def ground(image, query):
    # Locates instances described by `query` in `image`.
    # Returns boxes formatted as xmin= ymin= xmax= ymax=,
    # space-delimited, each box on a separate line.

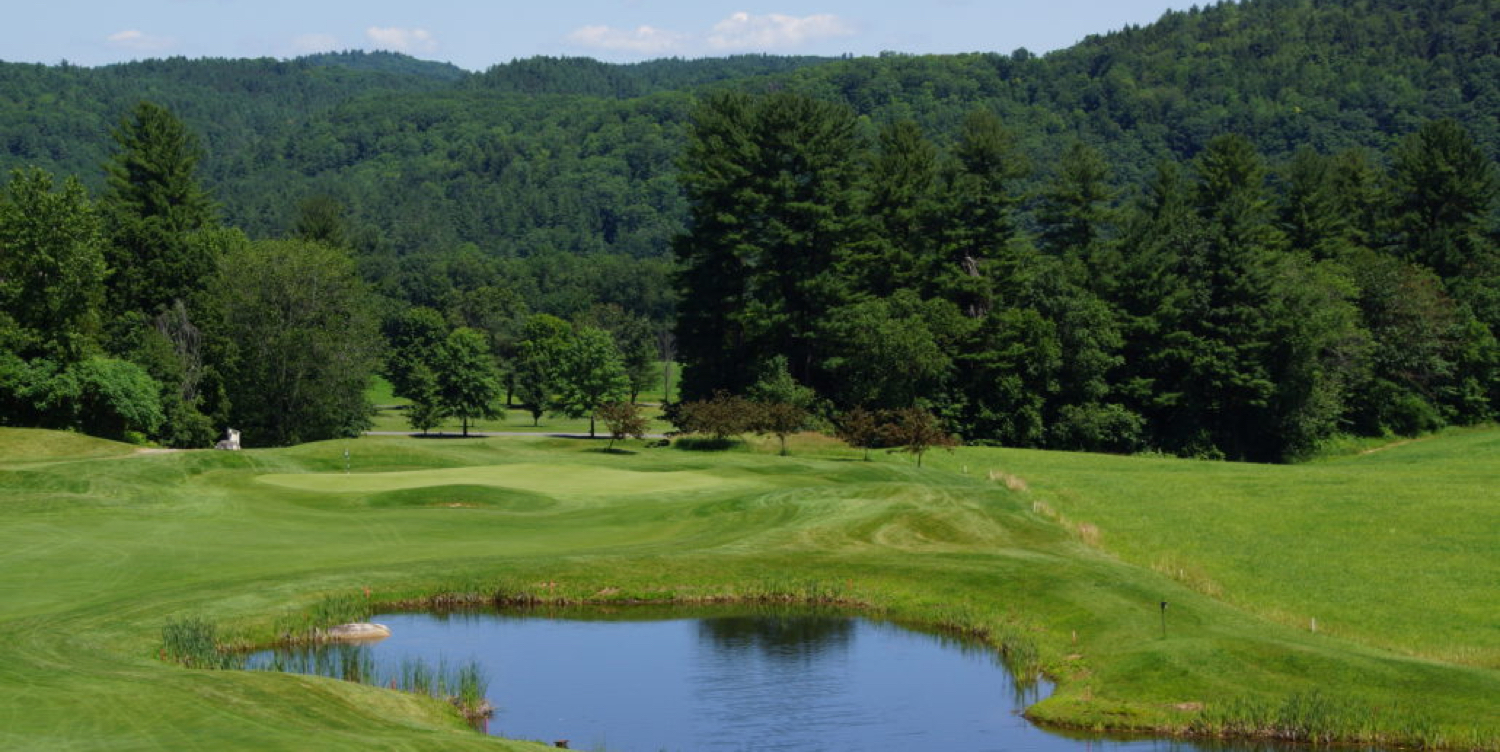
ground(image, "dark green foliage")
xmin=0 ymin=354 xmax=162 ymax=439
xmin=513 ymin=314 xmax=571 ymax=427
xmin=292 ymin=195 xmax=351 ymax=249
xmin=0 ymin=0 xmax=1496 ymax=458
xmin=940 ymin=110 xmax=1028 ymax=317
xmin=67 ymin=357 xmax=165 ymax=441
xmin=672 ymin=391 xmax=755 ymax=443
xmin=384 ymin=306 xmax=450 ymax=402
xmin=102 ymin=102 xmax=218 ymax=318
xmin=746 ymin=357 xmax=816 ymax=455
xmin=473 ymin=54 xmax=831 ymax=97
xmin=818 ymin=292 xmax=955 ymax=410
xmin=403 ymin=363 xmax=446 ymax=435
xmin=210 ymin=239 xmax=380 ymax=446
xmin=104 ymin=101 xmax=214 ymax=233
xmin=1037 ymin=141 xmax=1117 ymax=263
xmin=0 ymin=168 xmax=106 ymax=362
xmin=850 ymin=120 xmax=945 ymax=296
xmin=674 ymin=85 xmax=1496 ymax=460
xmin=674 ymin=91 xmax=865 ymax=399
xmin=551 ymin=326 xmax=629 ymax=437
xmin=137 ymin=301 xmax=216 ymax=447
xmin=1387 ymin=119 xmax=1498 ymax=280
xmin=576 ymin=303 xmax=657 ymax=403
xmin=747 ymin=356 xmax=817 ymax=411
xmin=434 ymin=328 xmax=503 ymax=437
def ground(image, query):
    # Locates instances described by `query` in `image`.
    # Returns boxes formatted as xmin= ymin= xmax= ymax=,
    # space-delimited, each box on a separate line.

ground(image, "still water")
xmin=253 ymin=608 xmax=1261 ymax=752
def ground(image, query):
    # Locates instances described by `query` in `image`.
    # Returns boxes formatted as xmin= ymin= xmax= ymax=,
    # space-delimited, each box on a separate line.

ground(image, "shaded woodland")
xmin=1 ymin=0 xmax=1496 ymax=457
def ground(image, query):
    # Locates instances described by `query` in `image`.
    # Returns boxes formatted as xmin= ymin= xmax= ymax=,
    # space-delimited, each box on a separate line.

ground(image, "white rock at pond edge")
xmin=322 ymin=623 xmax=392 ymax=642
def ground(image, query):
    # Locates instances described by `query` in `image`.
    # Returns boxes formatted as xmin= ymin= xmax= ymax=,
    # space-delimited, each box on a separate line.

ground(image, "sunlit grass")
xmin=0 ymin=426 xmax=1495 ymax=750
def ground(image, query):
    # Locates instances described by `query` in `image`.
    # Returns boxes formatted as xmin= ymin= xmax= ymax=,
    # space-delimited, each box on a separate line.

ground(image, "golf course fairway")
xmin=0 ymin=427 xmax=1496 ymax=750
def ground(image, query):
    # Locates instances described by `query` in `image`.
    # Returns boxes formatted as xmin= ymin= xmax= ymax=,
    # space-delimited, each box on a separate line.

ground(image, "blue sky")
xmin=6 ymin=1 xmax=1200 ymax=71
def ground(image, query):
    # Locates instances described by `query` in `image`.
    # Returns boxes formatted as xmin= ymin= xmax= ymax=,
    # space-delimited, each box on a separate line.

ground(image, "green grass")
xmin=365 ymin=404 xmax=673 ymax=436
xmin=365 ymin=366 xmax=679 ymax=436
xmin=365 ymin=374 xmax=673 ymax=435
xmin=0 ymin=427 xmax=1496 ymax=750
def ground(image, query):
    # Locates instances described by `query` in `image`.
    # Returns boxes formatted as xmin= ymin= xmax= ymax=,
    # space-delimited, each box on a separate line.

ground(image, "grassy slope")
xmin=930 ymin=428 xmax=1500 ymax=667
xmin=0 ymin=428 xmax=1495 ymax=750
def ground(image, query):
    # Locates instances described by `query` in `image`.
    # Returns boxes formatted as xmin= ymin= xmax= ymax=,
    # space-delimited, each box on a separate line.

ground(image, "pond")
xmin=250 ymin=607 xmax=1267 ymax=752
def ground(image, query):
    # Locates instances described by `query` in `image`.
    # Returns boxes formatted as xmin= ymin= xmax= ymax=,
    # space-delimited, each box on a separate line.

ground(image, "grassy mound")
xmin=0 ymin=429 xmax=1494 ymax=750
xmin=0 ymin=427 xmax=136 ymax=464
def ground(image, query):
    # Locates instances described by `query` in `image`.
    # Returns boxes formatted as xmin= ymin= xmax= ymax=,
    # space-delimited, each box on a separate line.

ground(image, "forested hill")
xmin=1 ymin=0 xmax=1496 ymax=457
xmin=1 ymin=0 xmax=1494 ymax=264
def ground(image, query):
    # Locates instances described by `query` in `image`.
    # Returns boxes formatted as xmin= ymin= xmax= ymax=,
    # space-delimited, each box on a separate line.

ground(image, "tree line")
xmin=0 ymin=102 xmax=383 ymax=446
xmin=674 ymin=92 xmax=1499 ymax=462
xmin=3 ymin=0 xmax=1496 ymax=456
xmin=0 ymin=101 xmax=683 ymax=447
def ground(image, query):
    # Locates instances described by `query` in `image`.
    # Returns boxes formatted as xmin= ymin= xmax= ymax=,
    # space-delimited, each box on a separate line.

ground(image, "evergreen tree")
xmin=102 ymin=101 xmax=218 ymax=319
xmin=674 ymin=91 xmax=865 ymax=399
xmin=1036 ymin=141 xmax=1116 ymax=264
xmin=1278 ymin=148 xmax=1353 ymax=261
xmin=292 ymin=195 xmax=351 ymax=249
xmin=1388 ymin=119 xmax=1498 ymax=281
xmin=939 ymin=110 xmax=1028 ymax=317
xmin=849 ymin=120 xmax=944 ymax=297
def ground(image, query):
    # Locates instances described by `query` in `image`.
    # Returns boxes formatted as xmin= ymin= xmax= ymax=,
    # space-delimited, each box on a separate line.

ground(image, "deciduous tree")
xmin=597 ymin=400 xmax=648 ymax=450
xmin=210 ymin=238 xmax=380 ymax=446
xmin=551 ymin=325 xmax=628 ymax=437
xmin=434 ymin=327 xmax=503 ymax=437
xmin=879 ymin=407 xmax=958 ymax=468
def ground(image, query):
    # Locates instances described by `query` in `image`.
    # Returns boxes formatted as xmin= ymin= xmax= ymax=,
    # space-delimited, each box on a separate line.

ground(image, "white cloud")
xmin=568 ymin=24 xmax=687 ymax=55
xmin=106 ymin=29 xmax=176 ymax=53
xmin=567 ymin=11 xmax=856 ymax=57
xmin=706 ymin=12 xmax=854 ymax=51
xmin=292 ymin=33 xmax=341 ymax=55
xmin=365 ymin=26 xmax=438 ymax=54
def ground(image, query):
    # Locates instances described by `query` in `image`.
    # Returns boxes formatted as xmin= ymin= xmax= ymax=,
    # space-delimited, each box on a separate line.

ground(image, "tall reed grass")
xmin=1189 ymin=690 xmax=1460 ymax=749
xmin=272 ymin=592 xmax=373 ymax=643
xmin=253 ymin=646 xmax=492 ymax=724
xmin=160 ymin=617 xmax=243 ymax=669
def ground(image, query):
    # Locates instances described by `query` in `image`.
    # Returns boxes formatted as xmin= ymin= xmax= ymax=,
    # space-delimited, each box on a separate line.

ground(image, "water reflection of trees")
xmin=695 ymin=615 xmax=855 ymax=662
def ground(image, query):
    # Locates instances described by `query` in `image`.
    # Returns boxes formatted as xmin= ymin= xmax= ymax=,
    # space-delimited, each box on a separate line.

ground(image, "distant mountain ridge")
xmin=0 ymin=0 xmax=1493 ymax=257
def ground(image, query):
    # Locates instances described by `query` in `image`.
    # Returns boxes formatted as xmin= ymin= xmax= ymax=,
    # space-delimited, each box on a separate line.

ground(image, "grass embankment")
xmin=0 ymin=427 xmax=1495 ymax=750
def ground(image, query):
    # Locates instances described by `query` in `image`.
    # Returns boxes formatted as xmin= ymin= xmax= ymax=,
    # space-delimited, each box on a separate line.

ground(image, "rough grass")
xmin=922 ymin=426 xmax=1500 ymax=668
xmin=0 ymin=427 xmax=1495 ymax=750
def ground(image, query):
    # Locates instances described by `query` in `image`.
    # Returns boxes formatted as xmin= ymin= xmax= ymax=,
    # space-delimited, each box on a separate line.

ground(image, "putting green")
xmin=255 ymin=462 xmax=741 ymax=499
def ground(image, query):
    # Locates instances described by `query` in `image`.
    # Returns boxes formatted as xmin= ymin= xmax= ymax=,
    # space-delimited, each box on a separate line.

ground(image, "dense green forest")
xmin=1 ymin=0 xmax=1496 ymax=457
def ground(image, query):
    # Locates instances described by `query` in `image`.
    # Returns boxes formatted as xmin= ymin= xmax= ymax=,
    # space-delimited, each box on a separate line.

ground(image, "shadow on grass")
xmin=585 ymin=447 xmax=639 ymax=455
xmin=673 ymin=437 xmax=742 ymax=451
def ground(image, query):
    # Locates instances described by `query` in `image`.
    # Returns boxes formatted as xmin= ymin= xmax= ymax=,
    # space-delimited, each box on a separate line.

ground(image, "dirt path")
xmin=1357 ymin=436 xmax=1428 ymax=455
